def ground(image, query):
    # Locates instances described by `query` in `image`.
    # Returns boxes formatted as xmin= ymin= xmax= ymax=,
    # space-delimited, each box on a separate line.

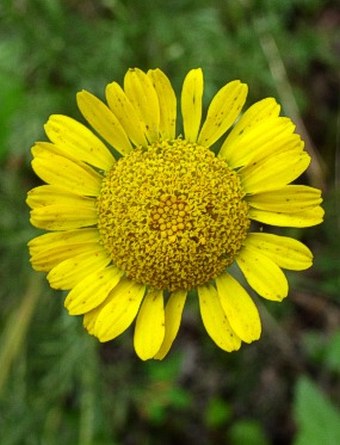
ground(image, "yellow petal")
xmin=198 ymin=80 xmax=248 ymax=147
xmin=26 ymin=185 xmax=96 ymax=209
xmin=30 ymin=241 xmax=100 ymax=272
xmin=28 ymin=228 xmax=99 ymax=254
xmin=77 ymin=90 xmax=133 ymax=155
xmin=93 ymin=278 xmax=146 ymax=342
xmin=47 ymin=248 xmax=111 ymax=290
xmin=64 ymin=265 xmax=123 ymax=315
xmin=197 ymin=284 xmax=241 ymax=352
xmin=31 ymin=150 xmax=102 ymax=196
xmin=154 ymin=290 xmax=187 ymax=360
xmin=32 ymin=141 xmax=80 ymax=164
xmin=215 ymin=272 xmax=261 ymax=343
xmin=220 ymin=117 xmax=298 ymax=168
xmin=105 ymin=82 xmax=148 ymax=147
xmin=244 ymin=232 xmax=313 ymax=270
xmin=133 ymin=288 xmax=165 ymax=360
xmin=28 ymin=229 xmax=100 ymax=271
xmin=181 ymin=68 xmax=203 ymax=142
xmin=30 ymin=201 xmax=97 ymax=231
xmin=248 ymin=205 xmax=325 ymax=227
xmin=31 ymin=141 xmax=108 ymax=172
xmin=240 ymin=150 xmax=311 ymax=194
xmin=248 ymin=185 xmax=323 ymax=212
xmin=83 ymin=306 xmax=102 ymax=336
xmin=124 ymin=68 xmax=160 ymax=143
xmin=220 ymin=97 xmax=280 ymax=149
xmin=147 ymin=68 xmax=177 ymax=140
xmin=44 ymin=114 xmax=115 ymax=170
xmin=236 ymin=245 xmax=288 ymax=301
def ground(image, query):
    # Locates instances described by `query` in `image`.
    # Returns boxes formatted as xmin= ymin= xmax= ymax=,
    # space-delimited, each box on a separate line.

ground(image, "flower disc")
xmin=97 ymin=139 xmax=250 ymax=290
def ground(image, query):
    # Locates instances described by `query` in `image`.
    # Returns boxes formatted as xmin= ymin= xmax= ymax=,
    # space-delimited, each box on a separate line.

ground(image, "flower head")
xmin=27 ymin=68 xmax=324 ymax=360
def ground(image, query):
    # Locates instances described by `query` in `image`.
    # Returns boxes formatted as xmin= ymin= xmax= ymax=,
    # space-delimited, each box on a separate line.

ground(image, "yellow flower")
xmin=27 ymin=68 xmax=324 ymax=360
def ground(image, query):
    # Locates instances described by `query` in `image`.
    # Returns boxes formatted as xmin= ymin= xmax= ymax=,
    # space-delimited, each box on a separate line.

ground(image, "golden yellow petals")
xmin=44 ymin=114 xmax=115 ymax=170
xmin=240 ymin=150 xmax=311 ymax=194
xmin=30 ymin=201 xmax=97 ymax=231
xmin=134 ymin=288 xmax=165 ymax=360
xmin=124 ymin=68 xmax=160 ymax=143
xmin=245 ymin=233 xmax=313 ymax=270
xmin=32 ymin=141 xmax=77 ymax=162
xmin=236 ymin=245 xmax=288 ymax=301
xmin=215 ymin=273 xmax=261 ymax=343
xmin=198 ymin=284 xmax=241 ymax=352
xmin=47 ymin=248 xmax=111 ymax=290
xmin=93 ymin=278 xmax=146 ymax=342
xmin=147 ymin=68 xmax=177 ymax=140
xmin=26 ymin=185 xmax=95 ymax=209
xmin=181 ymin=68 xmax=203 ymax=142
xmin=248 ymin=185 xmax=322 ymax=212
xmin=198 ymin=80 xmax=247 ymax=148
xmin=30 ymin=241 xmax=100 ymax=273
xmin=220 ymin=117 xmax=298 ymax=168
xmin=154 ymin=290 xmax=187 ymax=360
xmin=83 ymin=306 xmax=102 ymax=336
xmin=221 ymin=97 xmax=280 ymax=149
xmin=248 ymin=205 xmax=325 ymax=227
xmin=64 ymin=266 xmax=123 ymax=315
xmin=28 ymin=229 xmax=100 ymax=272
xmin=31 ymin=149 xmax=102 ymax=196
xmin=105 ymin=81 xmax=148 ymax=147
xmin=28 ymin=228 xmax=99 ymax=255
xmin=77 ymin=90 xmax=133 ymax=155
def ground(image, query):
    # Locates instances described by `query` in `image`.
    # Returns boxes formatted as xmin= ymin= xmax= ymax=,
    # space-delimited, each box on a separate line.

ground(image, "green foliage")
xmin=205 ymin=397 xmax=232 ymax=429
xmin=324 ymin=332 xmax=340 ymax=374
xmin=303 ymin=330 xmax=340 ymax=374
xmin=229 ymin=419 xmax=270 ymax=445
xmin=0 ymin=73 xmax=24 ymax=160
xmin=293 ymin=377 xmax=340 ymax=445
xmin=0 ymin=0 xmax=338 ymax=444
xmin=137 ymin=356 xmax=192 ymax=425
xmin=313 ymin=189 xmax=340 ymax=299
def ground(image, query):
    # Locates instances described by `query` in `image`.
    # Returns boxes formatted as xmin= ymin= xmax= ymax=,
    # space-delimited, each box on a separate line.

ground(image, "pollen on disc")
xmin=97 ymin=139 xmax=250 ymax=291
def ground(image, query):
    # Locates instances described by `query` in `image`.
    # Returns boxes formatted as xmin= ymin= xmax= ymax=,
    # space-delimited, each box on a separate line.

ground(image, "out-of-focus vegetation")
xmin=0 ymin=0 xmax=339 ymax=444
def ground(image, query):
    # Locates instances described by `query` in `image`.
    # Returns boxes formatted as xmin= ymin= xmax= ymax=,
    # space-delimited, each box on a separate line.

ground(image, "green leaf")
xmin=294 ymin=376 xmax=340 ymax=445
xmin=229 ymin=420 xmax=269 ymax=445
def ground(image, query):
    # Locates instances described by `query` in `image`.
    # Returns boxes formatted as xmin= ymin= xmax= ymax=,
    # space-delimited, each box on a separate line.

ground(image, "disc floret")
xmin=97 ymin=139 xmax=250 ymax=291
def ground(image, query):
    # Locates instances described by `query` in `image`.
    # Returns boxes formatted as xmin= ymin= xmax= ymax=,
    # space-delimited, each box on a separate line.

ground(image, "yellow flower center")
xmin=97 ymin=139 xmax=250 ymax=291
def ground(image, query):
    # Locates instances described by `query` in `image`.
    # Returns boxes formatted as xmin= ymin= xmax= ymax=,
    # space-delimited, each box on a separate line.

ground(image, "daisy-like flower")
xmin=27 ymin=68 xmax=324 ymax=360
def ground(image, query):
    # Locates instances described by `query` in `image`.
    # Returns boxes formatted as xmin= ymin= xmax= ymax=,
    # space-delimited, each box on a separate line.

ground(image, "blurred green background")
xmin=0 ymin=0 xmax=339 ymax=444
